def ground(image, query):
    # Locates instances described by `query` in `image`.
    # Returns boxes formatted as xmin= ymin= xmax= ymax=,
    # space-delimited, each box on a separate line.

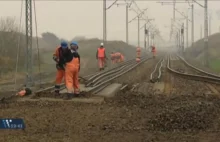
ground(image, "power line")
xmin=14 ymin=0 xmax=23 ymax=90
xmin=33 ymin=0 xmax=42 ymax=87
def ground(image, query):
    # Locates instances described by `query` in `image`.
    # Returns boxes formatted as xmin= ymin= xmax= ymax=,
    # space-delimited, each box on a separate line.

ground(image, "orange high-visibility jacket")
xmin=96 ymin=47 xmax=106 ymax=58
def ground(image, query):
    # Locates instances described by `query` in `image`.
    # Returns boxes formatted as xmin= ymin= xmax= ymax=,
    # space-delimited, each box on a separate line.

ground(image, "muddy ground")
xmin=1 ymin=56 xmax=220 ymax=142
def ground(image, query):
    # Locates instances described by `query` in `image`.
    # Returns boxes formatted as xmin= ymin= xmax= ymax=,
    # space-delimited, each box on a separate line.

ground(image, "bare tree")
xmin=0 ymin=17 xmax=25 ymax=74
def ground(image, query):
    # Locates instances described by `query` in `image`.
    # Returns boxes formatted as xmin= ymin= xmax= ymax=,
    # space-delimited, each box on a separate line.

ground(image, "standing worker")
xmin=115 ymin=52 xmax=121 ymax=63
xmin=53 ymin=41 xmax=68 ymax=95
xmin=64 ymin=41 xmax=80 ymax=99
xmin=96 ymin=42 xmax=107 ymax=71
xmin=136 ymin=47 xmax=141 ymax=62
xmin=120 ymin=54 xmax=124 ymax=62
xmin=151 ymin=45 xmax=156 ymax=58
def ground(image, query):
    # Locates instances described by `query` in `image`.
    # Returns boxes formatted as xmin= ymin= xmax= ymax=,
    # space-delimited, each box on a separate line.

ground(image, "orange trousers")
xmin=98 ymin=57 xmax=105 ymax=68
xmin=152 ymin=52 xmax=156 ymax=57
xmin=65 ymin=67 xmax=80 ymax=94
xmin=55 ymin=69 xmax=65 ymax=85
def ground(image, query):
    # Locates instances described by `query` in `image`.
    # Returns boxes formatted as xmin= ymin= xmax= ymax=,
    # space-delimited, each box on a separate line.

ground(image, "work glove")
xmin=56 ymin=64 xmax=65 ymax=70
xmin=53 ymin=56 xmax=59 ymax=63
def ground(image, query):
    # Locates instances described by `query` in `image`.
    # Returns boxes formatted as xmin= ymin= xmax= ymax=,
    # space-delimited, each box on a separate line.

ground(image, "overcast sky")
xmin=0 ymin=0 xmax=220 ymax=46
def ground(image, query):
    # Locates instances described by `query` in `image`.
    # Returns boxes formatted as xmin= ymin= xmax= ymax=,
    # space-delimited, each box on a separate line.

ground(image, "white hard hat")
xmin=100 ymin=43 xmax=104 ymax=46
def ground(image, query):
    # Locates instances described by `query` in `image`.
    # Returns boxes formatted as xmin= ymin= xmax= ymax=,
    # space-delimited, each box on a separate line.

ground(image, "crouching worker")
xmin=64 ymin=41 xmax=80 ymax=100
xmin=53 ymin=41 xmax=69 ymax=96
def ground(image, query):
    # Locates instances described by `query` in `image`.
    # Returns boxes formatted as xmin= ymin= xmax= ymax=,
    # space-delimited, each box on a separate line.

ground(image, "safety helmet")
xmin=61 ymin=41 xmax=68 ymax=48
xmin=70 ymin=41 xmax=78 ymax=46
xmin=70 ymin=41 xmax=78 ymax=49
xmin=100 ymin=42 xmax=104 ymax=46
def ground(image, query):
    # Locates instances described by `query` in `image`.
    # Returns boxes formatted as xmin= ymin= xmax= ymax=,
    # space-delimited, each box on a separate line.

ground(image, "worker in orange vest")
xmin=136 ymin=47 xmax=141 ymax=62
xmin=96 ymin=42 xmax=107 ymax=71
xmin=115 ymin=52 xmax=121 ymax=63
xmin=110 ymin=52 xmax=116 ymax=64
xmin=120 ymin=54 xmax=124 ymax=62
xmin=64 ymin=41 xmax=80 ymax=99
xmin=53 ymin=41 xmax=68 ymax=95
xmin=151 ymin=45 xmax=156 ymax=58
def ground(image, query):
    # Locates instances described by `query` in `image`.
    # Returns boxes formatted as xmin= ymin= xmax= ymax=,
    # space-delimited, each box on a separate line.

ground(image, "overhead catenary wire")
xmin=14 ymin=0 xmax=23 ymax=91
xmin=33 ymin=0 xmax=42 ymax=87
xmin=106 ymin=0 xmax=118 ymax=10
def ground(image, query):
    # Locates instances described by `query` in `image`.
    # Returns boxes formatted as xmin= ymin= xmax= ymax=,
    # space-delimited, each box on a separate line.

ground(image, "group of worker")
xmin=54 ymin=41 xmax=80 ymax=100
xmin=110 ymin=52 xmax=125 ymax=64
xmin=13 ymin=42 xmax=157 ymax=99
xmin=54 ymin=42 xmax=156 ymax=99
xmin=136 ymin=45 xmax=156 ymax=62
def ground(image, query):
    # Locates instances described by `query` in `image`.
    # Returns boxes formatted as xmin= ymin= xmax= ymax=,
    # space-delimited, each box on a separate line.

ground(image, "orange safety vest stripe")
xmin=98 ymin=48 xmax=105 ymax=58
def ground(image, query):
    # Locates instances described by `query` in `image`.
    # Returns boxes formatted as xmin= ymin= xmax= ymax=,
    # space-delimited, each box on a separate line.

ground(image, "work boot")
xmin=63 ymin=93 xmax=74 ymax=100
xmin=54 ymin=85 xmax=60 ymax=97
xmin=54 ymin=90 xmax=60 ymax=98
xmin=74 ymin=93 xmax=80 ymax=97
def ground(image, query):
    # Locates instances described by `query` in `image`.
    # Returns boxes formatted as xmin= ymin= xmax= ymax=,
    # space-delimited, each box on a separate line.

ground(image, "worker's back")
xmin=97 ymin=47 xmax=105 ymax=58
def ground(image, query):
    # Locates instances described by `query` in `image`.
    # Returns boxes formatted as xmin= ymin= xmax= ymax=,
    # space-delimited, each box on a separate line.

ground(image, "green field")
xmin=209 ymin=59 xmax=220 ymax=72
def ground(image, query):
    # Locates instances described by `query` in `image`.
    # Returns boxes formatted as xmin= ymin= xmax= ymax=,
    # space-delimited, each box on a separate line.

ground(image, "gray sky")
xmin=0 ymin=0 xmax=220 ymax=45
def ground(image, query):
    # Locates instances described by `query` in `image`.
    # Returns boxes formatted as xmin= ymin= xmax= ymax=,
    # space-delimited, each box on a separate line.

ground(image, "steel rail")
xmin=167 ymin=55 xmax=220 ymax=85
xmin=87 ymin=57 xmax=152 ymax=94
xmin=35 ymin=57 xmax=144 ymax=94
xmin=150 ymin=58 xmax=164 ymax=83
xmin=86 ymin=60 xmax=137 ymax=87
xmin=177 ymin=54 xmax=220 ymax=78
xmin=91 ymin=63 xmax=138 ymax=87
xmin=85 ymin=58 xmax=138 ymax=82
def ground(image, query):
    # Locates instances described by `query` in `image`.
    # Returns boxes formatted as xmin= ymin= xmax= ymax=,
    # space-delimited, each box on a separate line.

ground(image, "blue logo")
xmin=0 ymin=119 xmax=25 ymax=129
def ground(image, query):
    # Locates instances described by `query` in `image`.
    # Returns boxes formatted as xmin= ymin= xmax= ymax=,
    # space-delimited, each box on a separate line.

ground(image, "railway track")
xmin=34 ymin=56 xmax=152 ymax=97
xmin=150 ymin=58 xmax=164 ymax=83
xmin=167 ymin=54 xmax=220 ymax=85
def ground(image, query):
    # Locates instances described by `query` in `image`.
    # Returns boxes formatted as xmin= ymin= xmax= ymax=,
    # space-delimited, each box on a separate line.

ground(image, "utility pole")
xmin=191 ymin=4 xmax=194 ymax=47
xmin=103 ymin=0 xmax=107 ymax=43
xmin=138 ymin=16 xmax=140 ymax=47
xmin=25 ymin=0 xmax=33 ymax=87
xmin=176 ymin=32 xmax=179 ymax=49
xmin=126 ymin=5 xmax=128 ymax=44
xmin=173 ymin=0 xmax=176 ymax=21
xmin=151 ymin=34 xmax=154 ymax=46
xmin=148 ymin=30 xmax=150 ymax=49
xmin=128 ymin=8 xmax=148 ymax=47
xmin=209 ymin=14 xmax=211 ymax=36
xmin=204 ymin=0 xmax=209 ymax=66
xmin=186 ymin=15 xmax=188 ymax=48
xmin=114 ymin=2 xmax=130 ymax=44
xmin=144 ymin=24 xmax=147 ymax=50
xmin=181 ymin=23 xmax=184 ymax=53
xmin=179 ymin=28 xmax=181 ymax=53
xmin=200 ymin=25 xmax=203 ymax=38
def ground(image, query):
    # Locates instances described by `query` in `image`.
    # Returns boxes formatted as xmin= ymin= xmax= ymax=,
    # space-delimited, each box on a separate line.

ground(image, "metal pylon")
xmin=25 ymin=0 xmax=33 ymax=87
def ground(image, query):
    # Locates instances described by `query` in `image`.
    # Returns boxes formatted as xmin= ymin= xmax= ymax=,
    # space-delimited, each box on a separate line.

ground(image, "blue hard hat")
xmin=61 ymin=41 xmax=68 ymax=48
xmin=70 ymin=41 xmax=78 ymax=46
